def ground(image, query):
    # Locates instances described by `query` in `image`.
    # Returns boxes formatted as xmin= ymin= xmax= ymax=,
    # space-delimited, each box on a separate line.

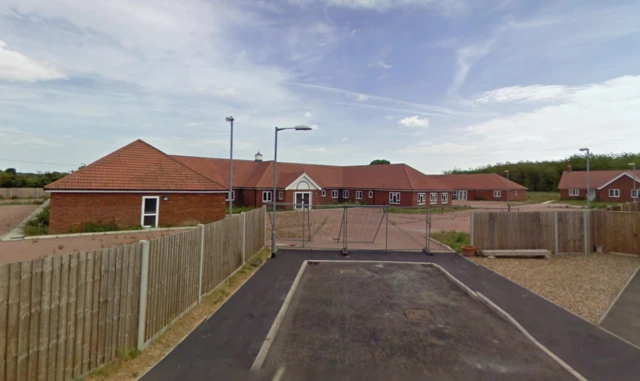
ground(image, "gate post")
xmin=385 ymin=206 xmax=389 ymax=250
xmin=341 ymin=206 xmax=349 ymax=256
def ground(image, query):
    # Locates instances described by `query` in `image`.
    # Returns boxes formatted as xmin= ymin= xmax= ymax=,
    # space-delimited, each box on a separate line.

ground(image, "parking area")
xmin=0 ymin=204 xmax=38 ymax=238
xmin=140 ymin=250 xmax=640 ymax=381
xmin=260 ymin=261 xmax=575 ymax=380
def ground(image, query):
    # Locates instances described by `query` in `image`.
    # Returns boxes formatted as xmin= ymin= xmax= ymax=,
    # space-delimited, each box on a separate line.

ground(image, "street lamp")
xmin=630 ymin=162 xmax=637 ymax=201
xmin=225 ymin=116 xmax=234 ymax=216
xmin=504 ymin=170 xmax=510 ymax=212
xmin=271 ymin=125 xmax=312 ymax=258
xmin=579 ymin=148 xmax=590 ymax=209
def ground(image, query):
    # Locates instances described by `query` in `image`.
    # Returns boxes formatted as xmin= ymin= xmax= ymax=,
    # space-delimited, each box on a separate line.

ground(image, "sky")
xmin=1 ymin=0 xmax=639 ymax=174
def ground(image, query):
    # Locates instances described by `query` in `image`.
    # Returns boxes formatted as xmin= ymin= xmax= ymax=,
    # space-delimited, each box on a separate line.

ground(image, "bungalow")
xmin=433 ymin=174 xmax=528 ymax=201
xmin=558 ymin=170 xmax=640 ymax=202
xmin=45 ymin=140 xmax=453 ymax=233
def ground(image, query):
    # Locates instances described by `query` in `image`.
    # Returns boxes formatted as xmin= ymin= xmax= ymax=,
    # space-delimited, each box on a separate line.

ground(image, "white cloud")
xmin=357 ymin=94 xmax=369 ymax=101
xmin=398 ymin=115 xmax=429 ymax=128
xmin=367 ymin=60 xmax=392 ymax=70
xmin=341 ymin=137 xmax=348 ymax=141
xmin=475 ymin=85 xmax=572 ymax=103
xmin=289 ymin=0 xmax=467 ymax=13
xmin=304 ymin=111 xmax=313 ymax=117
xmin=0 ymin=40 xmax=67 ymax=82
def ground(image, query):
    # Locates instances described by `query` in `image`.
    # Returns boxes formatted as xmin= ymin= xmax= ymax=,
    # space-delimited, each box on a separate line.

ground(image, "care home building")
xmin=433 ymin=174 xmax=528 ymax=201
xmin=45 ymin=140 xmax=455 ymax=233
xmin=558 ymin=170 xmax=640 ymax=202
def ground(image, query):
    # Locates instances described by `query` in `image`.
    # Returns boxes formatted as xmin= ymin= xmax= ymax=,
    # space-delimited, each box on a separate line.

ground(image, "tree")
xmin=370 ymin=159 xmax=391 ymax=165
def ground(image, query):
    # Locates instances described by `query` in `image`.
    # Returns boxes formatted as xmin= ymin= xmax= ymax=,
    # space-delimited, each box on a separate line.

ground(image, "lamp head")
xmin=579 ymin=148 xmax=588 ymax=152
xmin=294 ymin=125 xmax=312 ymax=131
xmin=225 ymin=116 xmax=234 ymax=122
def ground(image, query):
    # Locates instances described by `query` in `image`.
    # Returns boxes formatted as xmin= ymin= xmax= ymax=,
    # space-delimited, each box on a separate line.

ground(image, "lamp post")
xmin=225 ymin=116 xmax=234 ymax=216
xmin=630 ymin=162 xmax=637 ymax=201
xmin=504 ymin=170 xmax=510 ymax=212
xmin=271 ymin=125 xmax=312 ymax=258
xmin=579 ymin=148 xmax=590 ymax=209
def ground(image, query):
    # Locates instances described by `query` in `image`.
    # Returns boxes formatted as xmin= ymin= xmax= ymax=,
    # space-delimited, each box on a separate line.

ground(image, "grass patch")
xmin=519 ymin=192 xmax=560 ymax=204
xmin=23 ymin=205 xmax=50 ymax=236
xmin=83 ymin=248 xmax=271 ymax=381
xmin=430 ymin=231 xmax=469 ymax=253
xmin=230 ymin=206 xmax=256 ymax=214
xmin=551 ymin=199 xmax=622 ymax=209
xmin=69 ymin=222 xmax=144 ymax=234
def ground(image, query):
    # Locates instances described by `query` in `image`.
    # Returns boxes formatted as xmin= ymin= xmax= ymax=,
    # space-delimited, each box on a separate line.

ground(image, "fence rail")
xmin=0 ymin=188 xmax=46 ymax=199
xmin=0 ymin=208 xmax=266 ymax=381
xmin=471 ymin=209 xmax=640 ymax=256
xmin=604 ymin=200 xmax=640 ymax=212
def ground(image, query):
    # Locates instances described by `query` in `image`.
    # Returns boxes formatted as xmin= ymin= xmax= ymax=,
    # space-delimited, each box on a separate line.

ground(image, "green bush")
xmin=23 ymin=206 xmax=50 ymax=236
xmin=69 ymin=222 xmax=144 ymax=233
xmin=430 ymin=231 xmax=469 ymax=253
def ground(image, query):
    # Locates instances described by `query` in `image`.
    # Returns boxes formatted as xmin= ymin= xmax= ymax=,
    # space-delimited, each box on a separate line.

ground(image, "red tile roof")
xmin=46 ymin=140 xmax=225 ymax=191
xmin=434 ymin=173 xmax=527 ymax=190
xmin=558 ymin=170 xmax=638 ymax=189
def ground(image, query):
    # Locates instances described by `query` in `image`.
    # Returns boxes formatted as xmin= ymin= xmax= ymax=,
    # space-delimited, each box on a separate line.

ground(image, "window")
xmin=332 ymin=190 xmax=338 ymax=199
xmin=343 ymin=190 xmax=349 ymax=198
xmin=389 ymin=192 xmax=400 ymax=204
xmin=441 ymin=192 xmax=448 ymax=204
xmin=368 ymin=191 xmax=373 ymax=198
xmin=569 ymin=189 xmax=580 ymax=197
xmin=356 ymin=190 xmax=363 ymax=199
xmin=278 ymin=191 xmax=283 ymax=200
xmin=418 ymin=193 xmax=426 ymax=205
xmin=430 ymin=193 xmax=437 ymax=204
xmin=452 ymin=190 xmax=458 ymax=200
xmin=225 ymin=190 xmax=235 ymax=201
xmin=493 ymin=190 xmax=502 ymax=198
xmin=262 ymin=191 xmax=273 ymax=203
xmin=609 ymin=189 xmax=620 ymax=198
xmin=141 ymin=196 xmax=159 ymax=227
xmin=322 ymin=189 xmax=326 ymax=197
xmin=632 ymin=189 xmax=639 ymax=199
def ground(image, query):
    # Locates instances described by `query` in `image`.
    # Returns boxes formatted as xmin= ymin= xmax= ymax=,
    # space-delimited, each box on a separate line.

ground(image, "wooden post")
xmin=583 ymin=210 xmax=589 ymax=255
xmin=137 ymin=240 xmax=150 ymax=350
xmin=470 ymin=212 xmax=475 ymax=246
xmin=198 ymin=225 xmax=205 ymax=304
xmin=554 ymin=211 xmax=559 ymax=255
xmin=262 ymin=206 xmax=267 ymax=248
xmin=242 ymin=213 xmax=246 ymax=265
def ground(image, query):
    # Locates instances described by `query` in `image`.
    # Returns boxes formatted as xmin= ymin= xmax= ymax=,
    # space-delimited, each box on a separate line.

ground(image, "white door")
xmin=294 ymin=192 xmax=312 ymax=210
xmin=458 ymin=190 xmax=468 ymax=200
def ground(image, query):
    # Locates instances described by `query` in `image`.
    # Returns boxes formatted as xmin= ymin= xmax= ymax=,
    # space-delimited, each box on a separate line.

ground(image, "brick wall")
xmin=49 ymin=192 xmax=226 ymax=234
xmin=599 ymin=176 xmax=639 ymax=202
xmin=468 ymin=189 xmax=526 ymax=201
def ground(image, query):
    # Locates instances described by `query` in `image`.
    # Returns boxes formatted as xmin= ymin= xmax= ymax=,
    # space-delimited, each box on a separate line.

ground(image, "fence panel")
xmin=472 ymin=212 xmax=555 ymax=251
xmin=0 ymin=188 xmax=46 ymax=199
xmin=591 ymin=210 xmax=640 ymax=255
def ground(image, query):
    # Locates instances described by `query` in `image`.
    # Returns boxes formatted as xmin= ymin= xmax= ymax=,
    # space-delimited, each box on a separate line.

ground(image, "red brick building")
xmin=558 ymin=170 xmax=640 ymax=202
xmin=432 ymin=174 xmax=528 ymax=201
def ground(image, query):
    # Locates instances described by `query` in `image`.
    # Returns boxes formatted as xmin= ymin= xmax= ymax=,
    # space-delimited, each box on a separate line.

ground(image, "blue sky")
xmin=1 ymin=0 xmax=639 ymax=174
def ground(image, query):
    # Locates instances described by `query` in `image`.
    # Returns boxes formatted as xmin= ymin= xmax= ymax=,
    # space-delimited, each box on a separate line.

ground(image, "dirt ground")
xmin=472 ymin=253 xmax=640 ymax=323
xmin=0 ymin=229 xmax=186 ymax=264
xmin=263 ymin=262 xmax=575 ymax=380
xmin=0 ymin=204 xmax=38 ymax=238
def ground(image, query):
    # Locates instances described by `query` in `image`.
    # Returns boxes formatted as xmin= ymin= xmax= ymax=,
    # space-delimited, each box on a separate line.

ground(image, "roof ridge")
xmin=146 ymin=142 xmax=226 ymax=189
xmin=403 ymin=164 xmax=416 ymax=189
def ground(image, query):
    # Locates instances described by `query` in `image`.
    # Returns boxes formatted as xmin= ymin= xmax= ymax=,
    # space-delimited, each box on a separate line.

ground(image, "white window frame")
xmin=632 ymin=189 xmax=639 ymax=199
xmin=441 ymin=192 xmax=448 ymax=204
xmin=225 ymin=190 xmax=235 ymax=201
xmin=332 ymin=190 xmax=338 ymax=199
xmin=389 ymin=192 xmax=400 ymax=205
xmin=368 ymin=191 xmax=373 ymax=198
xmin=609 ymin=189 xmax=620 ymax=198
xmin=430 ymin=193 xmax=437 ymax=205
xmin=493 ymin=190 xmax=502 ymax=198
xmin=322 ymin=189 xmax=326 ymax=197
xmin=141 ymin=196 xmax=160 ymax=228
xmin=569 ymin=189 xmax=580 ymax=197
xmin=418 ymin=193 xmax=426 ymax=205
xmin=262 ymin=191 xmax=273 ymax=203
xmin=356 ymin=190 xmax=363 ymax=199
xmin=278 ymin=191 xmax=283 ymax=200
xmin=343 ymin=190 xmax=349 ymax=198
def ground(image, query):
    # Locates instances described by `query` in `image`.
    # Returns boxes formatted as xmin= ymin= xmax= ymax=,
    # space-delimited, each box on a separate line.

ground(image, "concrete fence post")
xmin=470 ymin=212 xmax=475 ymax=246
xmin=242 ymin=213 xmax=246 ymax=265
xmin=198 ymin=224 xmax=205 ymax=304
xmin=583 ymin=210 xmax=589 ymax=255
xmin=137 ymin=240 xmax=150 ymax=350
xmin=554 ymin=211 xmax=559 ymax=255
xmin=262 ymin=206 xmax=267 ymax=248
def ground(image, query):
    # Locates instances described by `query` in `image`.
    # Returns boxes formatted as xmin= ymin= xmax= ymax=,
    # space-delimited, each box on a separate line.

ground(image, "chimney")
xmin=255 ymin=151 xmax=263 ymax=162
xmin=566 ymin=164 xmax=572 ymax=172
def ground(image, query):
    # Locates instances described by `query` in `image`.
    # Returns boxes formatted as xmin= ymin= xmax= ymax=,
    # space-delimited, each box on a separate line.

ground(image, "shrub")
xmin=23 ymin=206 xmax=50 ymax=236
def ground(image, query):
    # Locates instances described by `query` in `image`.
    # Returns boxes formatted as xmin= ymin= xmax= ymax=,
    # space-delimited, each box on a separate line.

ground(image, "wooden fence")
xmin=471 ymin=210 xmax=640 ymax=256
xmin=0 ymin=188 xmax=46 ymax=199
xmin=0 ymin=208 xmax=266 ymax=381
xmin=605 ymin=200 xmax=640 ymax=212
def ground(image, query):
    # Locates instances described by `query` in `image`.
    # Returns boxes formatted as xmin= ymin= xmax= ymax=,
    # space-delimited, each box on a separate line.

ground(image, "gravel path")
xmin=472 ymin=253 xmax=640 ymax=323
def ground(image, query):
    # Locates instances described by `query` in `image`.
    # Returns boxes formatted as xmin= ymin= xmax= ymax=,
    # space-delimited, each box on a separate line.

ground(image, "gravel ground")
xmin=472 ymin=253 xmax=640 ymax=323
xmin=0 ymin=204 xmax=38 ymax=238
